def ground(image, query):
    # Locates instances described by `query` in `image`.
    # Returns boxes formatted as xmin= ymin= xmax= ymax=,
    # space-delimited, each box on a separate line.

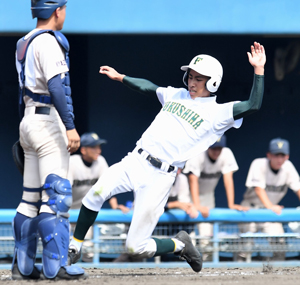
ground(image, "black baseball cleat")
xmin=174 ymin=231 xmax=203 ymax=272
xmin=68 ymin=245 xmax=82 ymax=265
xmin=11 ymin=263 xmax=41 ymax=280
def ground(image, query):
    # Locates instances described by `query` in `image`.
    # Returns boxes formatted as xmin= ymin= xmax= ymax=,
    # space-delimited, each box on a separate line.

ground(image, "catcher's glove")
xmin=12 ymin=140 xmax=24 ymax=176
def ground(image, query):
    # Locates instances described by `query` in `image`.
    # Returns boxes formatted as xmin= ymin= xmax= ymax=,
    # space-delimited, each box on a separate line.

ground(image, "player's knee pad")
xmin=38 ymin=214 xmax=70 ymax=278
xmin=12 ymin=216 xmax=39 ymax=276
xmin=43 ymin=174 xmax=72 ymax=216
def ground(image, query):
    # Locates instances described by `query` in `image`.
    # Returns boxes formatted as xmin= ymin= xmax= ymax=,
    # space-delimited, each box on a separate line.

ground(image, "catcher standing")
xmin=13 ymin=0 xmax=85 ymax=280
xmin=69 ymin=42 xmax=266 ymax=272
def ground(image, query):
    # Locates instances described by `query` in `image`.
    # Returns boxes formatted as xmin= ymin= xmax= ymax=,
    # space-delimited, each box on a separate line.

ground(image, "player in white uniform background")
xmin=239 ymin=138 xmax=300 ymax=261
xmin=69 ymin=132 xmax=131 ymax=212
xmin=166 ymin=169 xmax=199 ymax=219
xmin=240 ymin=138 xmax=300 ymax=232
xmin=69 ymin=132 xmax=109 ymax=209
xmin=13 ymin=0 xmax=85 ymax=280
xmin=68 ymin=42 xmax=266 ymax=273
xmin=183 ymin=135 xmax=248 ymax=259
xmin=68 ymin=132 xmax=130 ymax=262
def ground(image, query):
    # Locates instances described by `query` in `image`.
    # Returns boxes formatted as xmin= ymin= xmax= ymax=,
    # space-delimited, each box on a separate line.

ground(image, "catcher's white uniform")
xmin=16 ymin=29 xmax=70 ymax=217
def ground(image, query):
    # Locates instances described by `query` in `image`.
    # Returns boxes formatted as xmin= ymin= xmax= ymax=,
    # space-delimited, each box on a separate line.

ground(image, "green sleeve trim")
xmin=73 ymin=204 xmax=98 ymax=241
xmin=123 ymin=76 xmax=158 ymax=96
xmin=233 ymin=74 xmax=264 ymax=120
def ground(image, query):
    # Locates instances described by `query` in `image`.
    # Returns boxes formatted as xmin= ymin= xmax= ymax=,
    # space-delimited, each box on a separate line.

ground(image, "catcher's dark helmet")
xmin=31 ymin=0 xmax=67 ymax=19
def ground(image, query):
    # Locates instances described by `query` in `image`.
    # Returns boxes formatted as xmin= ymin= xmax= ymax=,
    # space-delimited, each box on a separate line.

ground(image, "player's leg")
xmin=263 ymin=222 xmax=285 ymax=261
xmin=125 ymin=162 xmax=202 ymax=272
xmin=11 ymin=140 xmax=42 ymax=280
xmin=125 ymin=170 xmax=175 ymax=256
xmin=36 ymin=118 xmax=85 ymax=279
xmin=68 ymin=156 xmax=135 ymax=263
xmin=198 ymin=222 xmax=213 ymax=261
xmin=237 ymin=222 xmax=258 ymax=262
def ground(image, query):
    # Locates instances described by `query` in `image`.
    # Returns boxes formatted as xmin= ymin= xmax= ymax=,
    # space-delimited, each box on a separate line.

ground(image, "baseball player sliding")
xmin=69 ymin=42 xmax=266 ymax=272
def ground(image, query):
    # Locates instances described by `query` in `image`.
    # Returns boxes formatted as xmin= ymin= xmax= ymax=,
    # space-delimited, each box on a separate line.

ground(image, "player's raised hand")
xmin=99 ymin=66 xmax=125 ymax=82
xmin=247 ymin=41 xmax=266 ymax=75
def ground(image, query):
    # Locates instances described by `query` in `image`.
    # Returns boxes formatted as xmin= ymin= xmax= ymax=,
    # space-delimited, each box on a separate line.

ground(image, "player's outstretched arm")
xmin=232 ymin=42 xmax=266 ymax=120
xmin=99 ymin=65 xmax=158 ymax=96
xmin=99 ymin=66 xmax=125 ymax=82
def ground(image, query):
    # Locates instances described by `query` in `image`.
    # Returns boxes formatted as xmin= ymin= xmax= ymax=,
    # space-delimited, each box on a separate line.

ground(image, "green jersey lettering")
xmin=177 ymin=105 xmax=186 ymax=116
xmin=185 ymin=111 xmax=195 ymax=121
xmin=172 ymin=103 xmax=180 ymax=113
xmin=188 ymin=113 xmax=200 ymax=124
xmin=163 ymin=101 xmax=171 ymax=111
xmin=162 ymin=100 xmax=205 ymax=130
xmin=193 ymin=119 xmax=204 ymax=130
xmin=181 ymin=109 xmax=191 ymax=120
xmin=167 ymin=102 xmax=176 ymax=112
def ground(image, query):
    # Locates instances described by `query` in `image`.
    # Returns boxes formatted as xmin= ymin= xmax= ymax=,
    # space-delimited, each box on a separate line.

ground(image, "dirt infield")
xmin=1 ymin=266 xmax=300 ymax=285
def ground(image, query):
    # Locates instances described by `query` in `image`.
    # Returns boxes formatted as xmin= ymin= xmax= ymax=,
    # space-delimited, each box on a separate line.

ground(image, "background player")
xmin=69 ymin=132 xmax=130 ymax=212
xmin=68 ymin=132 xmax=130 ymax=261
xmin=12 ymin=0 xmax=85 ymax=280
xmin=183 ymin=135 xmax=247 ymax=216
xmin=68 ymin=42 xmax=266 ymax=273
xmin=166 ymin=168 xmax=199 ymax=219
xmin=239 ymin=138 xmax=300 ymax=260
xmin=183 ymin=134 xmax=248 ymax=260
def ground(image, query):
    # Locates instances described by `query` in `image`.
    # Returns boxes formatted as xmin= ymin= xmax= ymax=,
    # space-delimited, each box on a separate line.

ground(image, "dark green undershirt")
xmin=73 ymin=204 xmax=98 ymax=241
xmin=233 ymin=74 xmax=264 ymax=120
xmin=123 ymin=76 xmax=158 ymax=96
xmin=123 ymin=74 xmax=264 ymax=121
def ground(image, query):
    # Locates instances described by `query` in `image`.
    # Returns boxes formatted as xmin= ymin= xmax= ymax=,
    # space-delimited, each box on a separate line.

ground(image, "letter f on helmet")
xmin=193 ymin=57 xmax=203 ymax=65
xmin=181 ymin=54 xmax=223 ymax=93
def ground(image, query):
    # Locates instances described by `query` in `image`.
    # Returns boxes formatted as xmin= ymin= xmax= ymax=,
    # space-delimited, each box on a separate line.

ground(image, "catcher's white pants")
xmin=82 ymin=148 xmax=177 ymax=258
xmin=18 ymin=106 xmax=69 ymax=218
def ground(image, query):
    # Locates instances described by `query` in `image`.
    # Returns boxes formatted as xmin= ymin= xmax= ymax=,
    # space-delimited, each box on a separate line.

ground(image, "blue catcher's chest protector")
xmin=16 ymin=30 xmax=74 ymax=119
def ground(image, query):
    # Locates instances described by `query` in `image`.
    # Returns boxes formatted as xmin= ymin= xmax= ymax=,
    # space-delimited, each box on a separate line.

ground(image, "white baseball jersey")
xmin=68 ymin=154 xmax=109 ymax=209
xmin=241 ymin=158 xmax=300 ymax=207
xmin=136 ymin=86 xmax=243 ymax=168
xmin=183 ymin=147 xmax=239 ymax=209
xmin=15 ymin=28 xmax=68 ymax=108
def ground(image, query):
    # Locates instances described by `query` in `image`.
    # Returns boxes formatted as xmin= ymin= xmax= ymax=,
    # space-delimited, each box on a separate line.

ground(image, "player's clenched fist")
xmin=99 ymin=66 xmax=125 ymax=82
xmin=67 ymin=129 xmax=80 ymax=153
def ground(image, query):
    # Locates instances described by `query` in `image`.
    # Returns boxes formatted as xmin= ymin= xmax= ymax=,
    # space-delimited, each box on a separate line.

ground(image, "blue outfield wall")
xmin=1 ymin=0 xmax=300 ymax=34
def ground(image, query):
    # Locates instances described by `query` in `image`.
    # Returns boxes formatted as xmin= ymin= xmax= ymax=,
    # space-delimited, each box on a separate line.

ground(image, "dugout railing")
xmin=1 ymin=208 xmax=300 ymax=269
